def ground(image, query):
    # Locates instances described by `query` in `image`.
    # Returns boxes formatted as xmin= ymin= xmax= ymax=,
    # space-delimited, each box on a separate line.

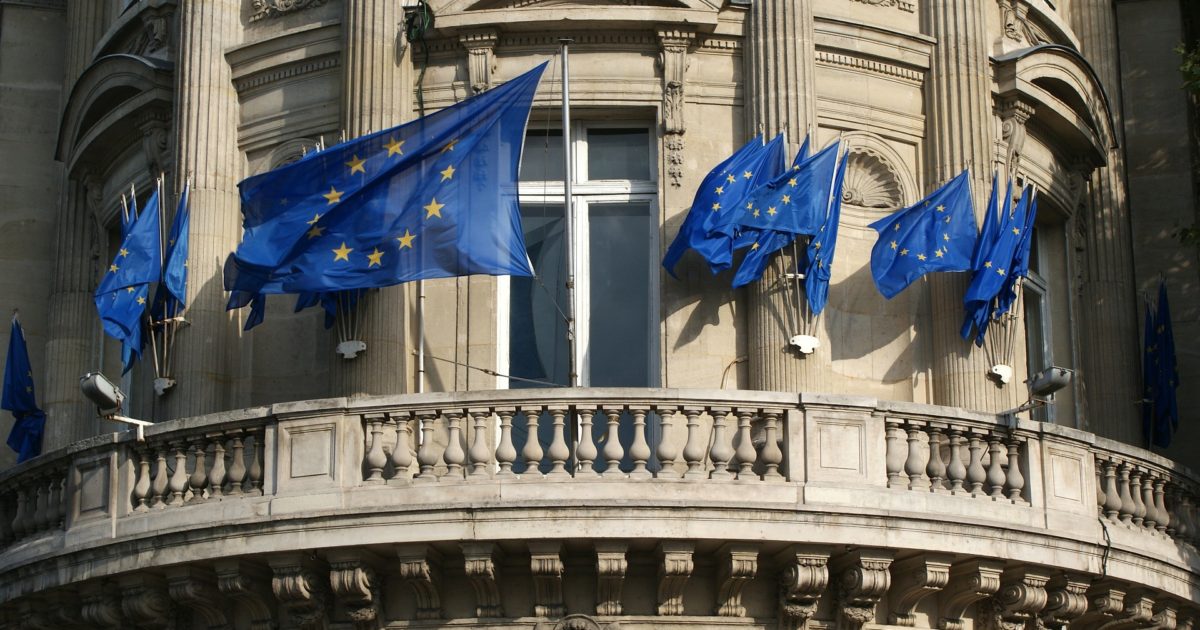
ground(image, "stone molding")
xmin=815 ymin=51 xmax=922 ymax=84
xmin=234 ymin=56 xmax=339 ymax=94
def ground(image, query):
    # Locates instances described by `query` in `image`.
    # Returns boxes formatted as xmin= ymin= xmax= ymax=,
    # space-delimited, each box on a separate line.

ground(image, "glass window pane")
xmin=509 ymin=204 xmax=570 ymax=388
xmin=1028 ymin=227 xmax=1041 ymax=275
xmin=520 ymin=129 xmax=565 ymax=182
xmin=588 ymin=202 xmax=652 ymax=387
xmin=587 ymin=128 xmax=650 ymax=181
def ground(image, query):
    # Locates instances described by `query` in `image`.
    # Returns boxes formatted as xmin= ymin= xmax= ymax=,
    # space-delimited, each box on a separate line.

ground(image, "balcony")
xmin=0 ymin=388 xmax=1196 ymax=628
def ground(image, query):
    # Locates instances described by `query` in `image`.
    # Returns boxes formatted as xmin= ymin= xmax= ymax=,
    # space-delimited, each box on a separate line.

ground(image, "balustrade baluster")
xmin=946 ymin=429 xmax=966 ymax=492
xmin=602 ymin=408 xmax=624 ymax=478
xmin=468 ymin=409 xmax=493 ymax=478
xmin=189 ymin=437 xmax=209 ymax=503
xmin=547 ymin=406 xmax=571 ymax=479
xmin=522 ymin=408 xmax=545 ymax=477
xmin=1096 ymin=463 xmax=1105 ymax=515
xmin=682 ymin=407 xmax=705 ymax=479
xmin=1153 ymin=477 xmax=1169 ymax=533
xmin=1129 ymin=468 xmax=1146 ymax=526
xmin=495 ymin=408 xmax=517 ymax=478
xmin=50 ymin=474 xmax=65 ymax=529
xmin=885 ymin=420 xmax=905 ymax=488
xmin=655 ymin=406 xmax=680 ymax=479
xmin=225 ymin=433 xmax=246 ymax=496
xmin=761 ymin=411 xmax=784 ymax=482
xmin=1116 ymin=462 xmax=1135 ymax=523
xmin=709 ymin=408 xmax=734 ymax=480
xmin=926 ymin=426 xmax=947 ymax=491
xmin=415 ymin=411 xmax=440 ymax=482
xmin=10 ymin=489 xmax=26 ymax=539
xmin=168 ymin=441 xmax=189 ymax=506
xmin=628 ymin=406 xmax=652 ymax=480
xmin=208 ymin=436 xmax=226 ymax=500
xmin=732 ymin=409 xmax=757 ymax=482
xmin=966 ymin=431 xmax=987 ymax=495
xmin=1101 ymin=459 xmax=1122 ymax=521
xmin=390 ymin=413 xmax=415 ymax=481
xmin=0 ymin=493 xmax=12 ymax=545
xmin=985 ymin=434 xmax=1006 ymax=498
xmin=365 ymin=416 xmax=387 ymax=483
xmin=1182 ymin=492 xmax=1197 ymax=542
xmin=133 ymin=447 xmax=152 ymax=512
xmin=152 ymin=442 xmax=170 ymax=507
xmin=575 ymin=407 xmax=598 ymax=477
xmin=32 ymin=477 xmax=47 ymax=532
xmin=443 ymin=411 xmax=466 ymax=478
xmin=248 ymin=427 xmax=265 ymax=495
xmin=905 ymin=422 xmax=928 ymax=490
xmin=1004 ymin=438 xmax=1024 ymax=501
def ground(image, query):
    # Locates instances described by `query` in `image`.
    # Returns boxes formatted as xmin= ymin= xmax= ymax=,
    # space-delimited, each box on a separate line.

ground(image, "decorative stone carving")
xmin=656 ymin=27 xmax=694 ymax=187
xmin=165 ymin=566 xmax=231 ymax=629
xmin=396 ymin=543 xmax=443 ymax=620
xmin=834 ymin=549 xmax=894 ymax=629
xmin=657 ymin=541 xmax=694 ymax=616
xmin=849 ymin=0 xmax=916 ymax=13
xmin=533 ymin=614 xmax=622 ymax=630
xmin=1150 ymin=601 xmax=1178 ymax=630
xmin=715 ymin=543 xmax=759 ymax=617
xmin=137 ymin=111 xmax=173 ymax=181
xmin=461 ymin=542 xmax=504 ymax=618
xmin=249 ymin=0 xmax=329 ymax=22
xmin=1093 ymin=590 xmax=1157 ymax=630
xmin=118 ymin=573 xmax=177 ymax=629
xmin=327 ymin=549 xmax=384 ymax=629
xmin=1039 ymin=573 xmax=1090 ymax=630
xmin=777 ymin=546 xmax=830 ymax=629
xmin=843 ymin=149 xmax=905 ymax=208
xmin=460 ymin=29 xmax=498 ymax=94
xmin=999 ymin=98 xmax=1035 ymax=183
xmin=269 ymin=554 xmax=331 ymax=630
xmin=940 ymin=559 xmax=1004 ymax=630
xmin=129 ymin=6 xmax=171 ymax=57
xmin=213 ymin=559 xmax=277 ymax=630
xmin=594 ymin=541 xmax=628 ymax=615
xmin=80 ymin=581 xmax=127 ymax=628
xmin=529 ymin=541 xmax=565 ymax=617
xmin=984 ymin=567 xmax=1050 ymax=630
xmin=996 ymin=0 xmax=1042 ymax=48
xmin=889 ymin=553 xmax=953 ymax=626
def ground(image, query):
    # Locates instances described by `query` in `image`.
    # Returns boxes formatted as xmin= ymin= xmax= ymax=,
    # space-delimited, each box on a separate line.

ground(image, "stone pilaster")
xmin=923 ymin=0 xmax=1016 ymax=413
xmin=1070 ymin=0 xmax=1140 ymax=444
xmin=167 ymin=0 xmax=243 ymax=418
xmin=64 ymin=0 xmax=107 ymax=87
xmin=333 ymin=0 xmax=412 ymax=397
xmin=743 ymin=0 xmax=827 ymax=393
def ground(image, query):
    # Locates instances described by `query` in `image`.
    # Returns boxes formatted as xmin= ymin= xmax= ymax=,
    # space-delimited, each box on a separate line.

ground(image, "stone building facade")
xmin=0 ymin=0 xmax=1197 ymax=628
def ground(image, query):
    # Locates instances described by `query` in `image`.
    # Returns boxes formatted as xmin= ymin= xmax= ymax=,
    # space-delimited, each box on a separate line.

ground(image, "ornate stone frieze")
xmin=530 ymin=541 xmax=565 ymax=617
xmin=1039 ymin=573 xmax=1090 ymax=630
xmin=834 ymin=549 xmax=894 ymax=629
xmin=656 ymin=27 xmax=694 ymax=188
xmin=461 ymin=542 xmax=505 ymax=618
xmin=234 ymin=56 xmax=340 ymax=94
xmin=165 ymin=566 xmax=231 ymax=629
xmin=984 ymin=568 xmax=1050 ymax=630
xmin=715 ymin=543 xmax=760 ymax=617
xmin=814 ymin=51 xmax=922 ymax=84
xmin=777 ymin=546 xmax=830 ymax=629
xmin=327 ymin=549 xmax=384 ymax=629
xmin=889 ymin=553 xmax=953 ymax=626
xmin=657 ymin=541 xmax=694 ymax=616
xmin=849 ymin=0 xmax=915 ymax=14
xmin=396 ymin=543 xmax=443 ymax=620
xmin=249 ymin=0 xmax=328 ymax=22
xmin=595 ymin=541 xmax=629 ymax=615
xmin=940 ymin=559 xmax=1004 ymax=630
xmin=213 ymin=559 xmax=277 ymax=630
xmin=460 ymin=29 xmax=498 ymax=94
xmin=269 ymin=554 xmax=331 ymax=630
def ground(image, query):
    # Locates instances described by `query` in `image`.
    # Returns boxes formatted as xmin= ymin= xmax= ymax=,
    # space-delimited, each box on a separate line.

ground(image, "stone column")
xmin=332 ymin=0 xmax=412 ymax=397
xmin=1070 ymin=1 xmax=1140 ymax=443
xmin=63 ymin=0 xmax=107 ymax=87
xmin=743 ymin=0 xmax=826 ymax=392
xmin=922 ymin=0 xmax=1016 ymax=412
xmin=167 ymin=0 xmax=242 ymax=418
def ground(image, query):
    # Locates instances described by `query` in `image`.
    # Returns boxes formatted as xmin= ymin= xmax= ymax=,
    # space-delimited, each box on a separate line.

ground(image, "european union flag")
xmin=96 ymin=190 xmax=160 ymax=373
xmin=224 ymin=63 xmax=547 ymax=318
xmin=730 ymin=136 xmax=815 ymax=288
xmin=161 ymin=181 xmax=190 ymax=312
xmin=3 ymin=318 xmax=44 ymax=463
xmin=1147 ymin=282 xmax=1179 ymax=448
xmin=1142 ymin=301 xmax=1157 ymax=445
xmin=804 ymin=152 xmax=848 ymax=315
xmin=733 ymin=140 xmax=840 ymax=236
xmin=869 ymin=170 xmax=978 ymax=299
xmin=698 ymin=135 xmax=788 ymax=273
xmin=993 ymin=190 xmax=1038 ymax=319
xmin=961 ymin=183 xmax=1029 ymax=345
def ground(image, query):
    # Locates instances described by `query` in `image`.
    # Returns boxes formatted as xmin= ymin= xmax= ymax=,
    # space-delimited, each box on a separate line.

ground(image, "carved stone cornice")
xmin=165 ymin=566 xmax=231 ymax=629
xmin=460 ymin=28 xmax=499 ymax=94
xmin=117 ymin=573 xmax=176 ymax=629
xmin=985 ymin=567 xmax=1051 ymax=630
xmin=939 ymin=559 xmax=1004 ymax=630
xmin=213 ymin=559 xmax=276 ymax=630
xmin=327 ymin=548 xmax=384 ymax=629
xmin=657 ymin=540 xmax=694 ymax=616
xmin=594 ymin=541 xmax=628 ymax=616
xmin=269 ymin=553 xmax=331 ymax=630
xmin=461 ymin=541 xmax=504 ymax=618
xmin=776 ymin=545 xmax=830 ymax=629
xmin=889 ymin=553 xmax=953 ymax=626
xmin=249 ymin=0 xmax=328 ymax=22
xmin=814 ymin=51 xmax=923 ymax=84
xmin=396 ymin=543 xmax=443 ymax=620
xmin=715 ymin=543 xmax=760 ymax=617
xmin=1039 ymin=573 xmax=1090 ymax=630
xmin=656 ymin=25 xmax=694 ymax=187
xmin=530 ymin=541 xmax=565 ymax=618
xmin=834 ymin=548 xmax=894 ymax=629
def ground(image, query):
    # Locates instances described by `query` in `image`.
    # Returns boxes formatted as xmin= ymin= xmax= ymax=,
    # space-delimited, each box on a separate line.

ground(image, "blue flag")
xmin=4 ymin=319 xmax=44 ymax=463
xmin=804 ymin=152 xmax=848 ymax=315
xmin=96 ymin=190 xmax=160 ymax=373
xmin=698 ymin=135 xmax=788 ymax=274
xmin=960 ymin=175 xmax=1008 ymax=344
xmin=961 ymin=185 xmax=1029 ymax=345
xmin=1148 ymin=282 xmax=1179 ymax=448
xmin=994 ymin=190 xmax=1038 ymax=319
xmin=869 ymin=170 xmax=978 ymax=299
xmin=162 ymin=181 xmax=190 ymax=311
xmin=1142 ymin=302 xmax=1157 ymax=446
xmin=224 ymin=64 xmax=546 ymax=320
xmin=733 ymin=140 xmax=840 ymax=236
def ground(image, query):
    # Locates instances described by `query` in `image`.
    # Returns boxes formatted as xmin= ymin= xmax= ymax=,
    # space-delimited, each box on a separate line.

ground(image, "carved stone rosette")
xmin=656 ymin=27 xmax=694 ymax=187
xmin=777 ymin=546 xmax=830 ymax=629
xmin=834 ymin=549 xmax=894 ymax=629
xmin=657 ymin=541 xmax=694 ymax=616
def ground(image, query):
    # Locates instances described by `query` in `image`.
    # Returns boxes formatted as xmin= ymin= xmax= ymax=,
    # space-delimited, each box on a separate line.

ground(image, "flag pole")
xmin=560 ymin=38 xmax=579 ymax=388
xmin=416 ymin=280 xmax=426 ymax=394
xmin=147 ymin=177 xmax=163 ymax=381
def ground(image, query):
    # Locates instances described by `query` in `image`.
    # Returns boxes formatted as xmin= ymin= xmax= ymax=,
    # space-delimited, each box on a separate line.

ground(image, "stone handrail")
xmin=0 ymin=388 xmax=1197 ymax=577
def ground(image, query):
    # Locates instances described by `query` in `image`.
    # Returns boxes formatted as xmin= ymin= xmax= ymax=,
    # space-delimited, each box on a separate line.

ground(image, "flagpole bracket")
xmin=789 ymin=334 xmax=820 ymax=355
xmin=153 ymin=377 xmax=176 ymax=397
xmin=337 ymin=340 xmax=367 ymax=360
xmin=988 ymin=364 xmax=1013 ymax=385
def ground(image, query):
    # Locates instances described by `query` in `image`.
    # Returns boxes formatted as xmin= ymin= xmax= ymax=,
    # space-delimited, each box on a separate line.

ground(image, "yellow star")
xmin=727 ymin=174 xmax=737 ymax=184
xmin=136 ymin=296 xmax=146 ymax=305
xmin=397 ymin=229 xmax=416 ymax=249
xmin=306 ymin=213 xmax=322 ymax=225
xmin=332 ymin=242 xmax=353 ymax=262
xmin=746 ymin=202 xmax=754 ymax=210
xmin=366 ymin=248 xmax=384 ymax=267
xmin=984 ymin=261 xmax=993 ymax=268
xmin=119 ymin=248 xmax=129 ymax=258
xmin=126 ymin=287 xmax=135 ymax=294
xmin=943 ymin=233 xmax=950 ymax=241
xmin=109 ymin=264 xmax=119 ymax=273
xmin=936 ymin=205 xmax=946 ymax=212
xmin=424 ymin=198 xmax=445 ymax=219
xmin=788 ymin=178 xmax=798 ymax=187
xmin=935 ymin=249 xmax=945 ymax=258
xmin=781 ymin=194 xmax=791 ymax=205
xmin=814 ymin=241 xmax=822 ymax=250
xmin=1012 ymin=227 xmax=1020 ymax=235
xmin=767 ymin=206 xmax=778 ymax=216
xmin=440 ymin=164 xmax=456 ymax=181
xmin=743 ymin=170 xmax=753 ymax=179
xmin=323 ymin=187 xmax=344 ymax=205
xmin=751 ymin=242 xmax=760 ymax=250
xmin=715 ymin=186 xmax=725 ymax=195
xmin=945 ymin=216 xmax=952 ymax=224
xmin=900 ymin=248 xmax=909 ymax=256
xmin=441 ymin=138 xmax=459 ymax=153
xmin=346 ymin=154 xmax=366 ymax=175
xmin=890 ymin=241 xmax=898 ymax=250
xmin=753 ymin=209 xmax=761 ymax=218
xmin=997 ymin=268 xmax=1006 ymax=275
xmin=894 ymin=223 xmax=900 ymax=231
xmin=712 ymin=202 xmax=721 ymax=211
xmin=917 ymin=253 xmax=927 ymax=261
xmin=307 ymin=225 xmax=325 ymax=239
xmin=385 ymin=137 xmax=405 ymax=156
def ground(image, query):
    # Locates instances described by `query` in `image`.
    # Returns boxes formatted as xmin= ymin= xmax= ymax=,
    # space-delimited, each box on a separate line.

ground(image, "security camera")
xmin=80 ymin=372 xmax=124 ymax=418
xmin=1029 ymin=366 xmax=1072 ymax=397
